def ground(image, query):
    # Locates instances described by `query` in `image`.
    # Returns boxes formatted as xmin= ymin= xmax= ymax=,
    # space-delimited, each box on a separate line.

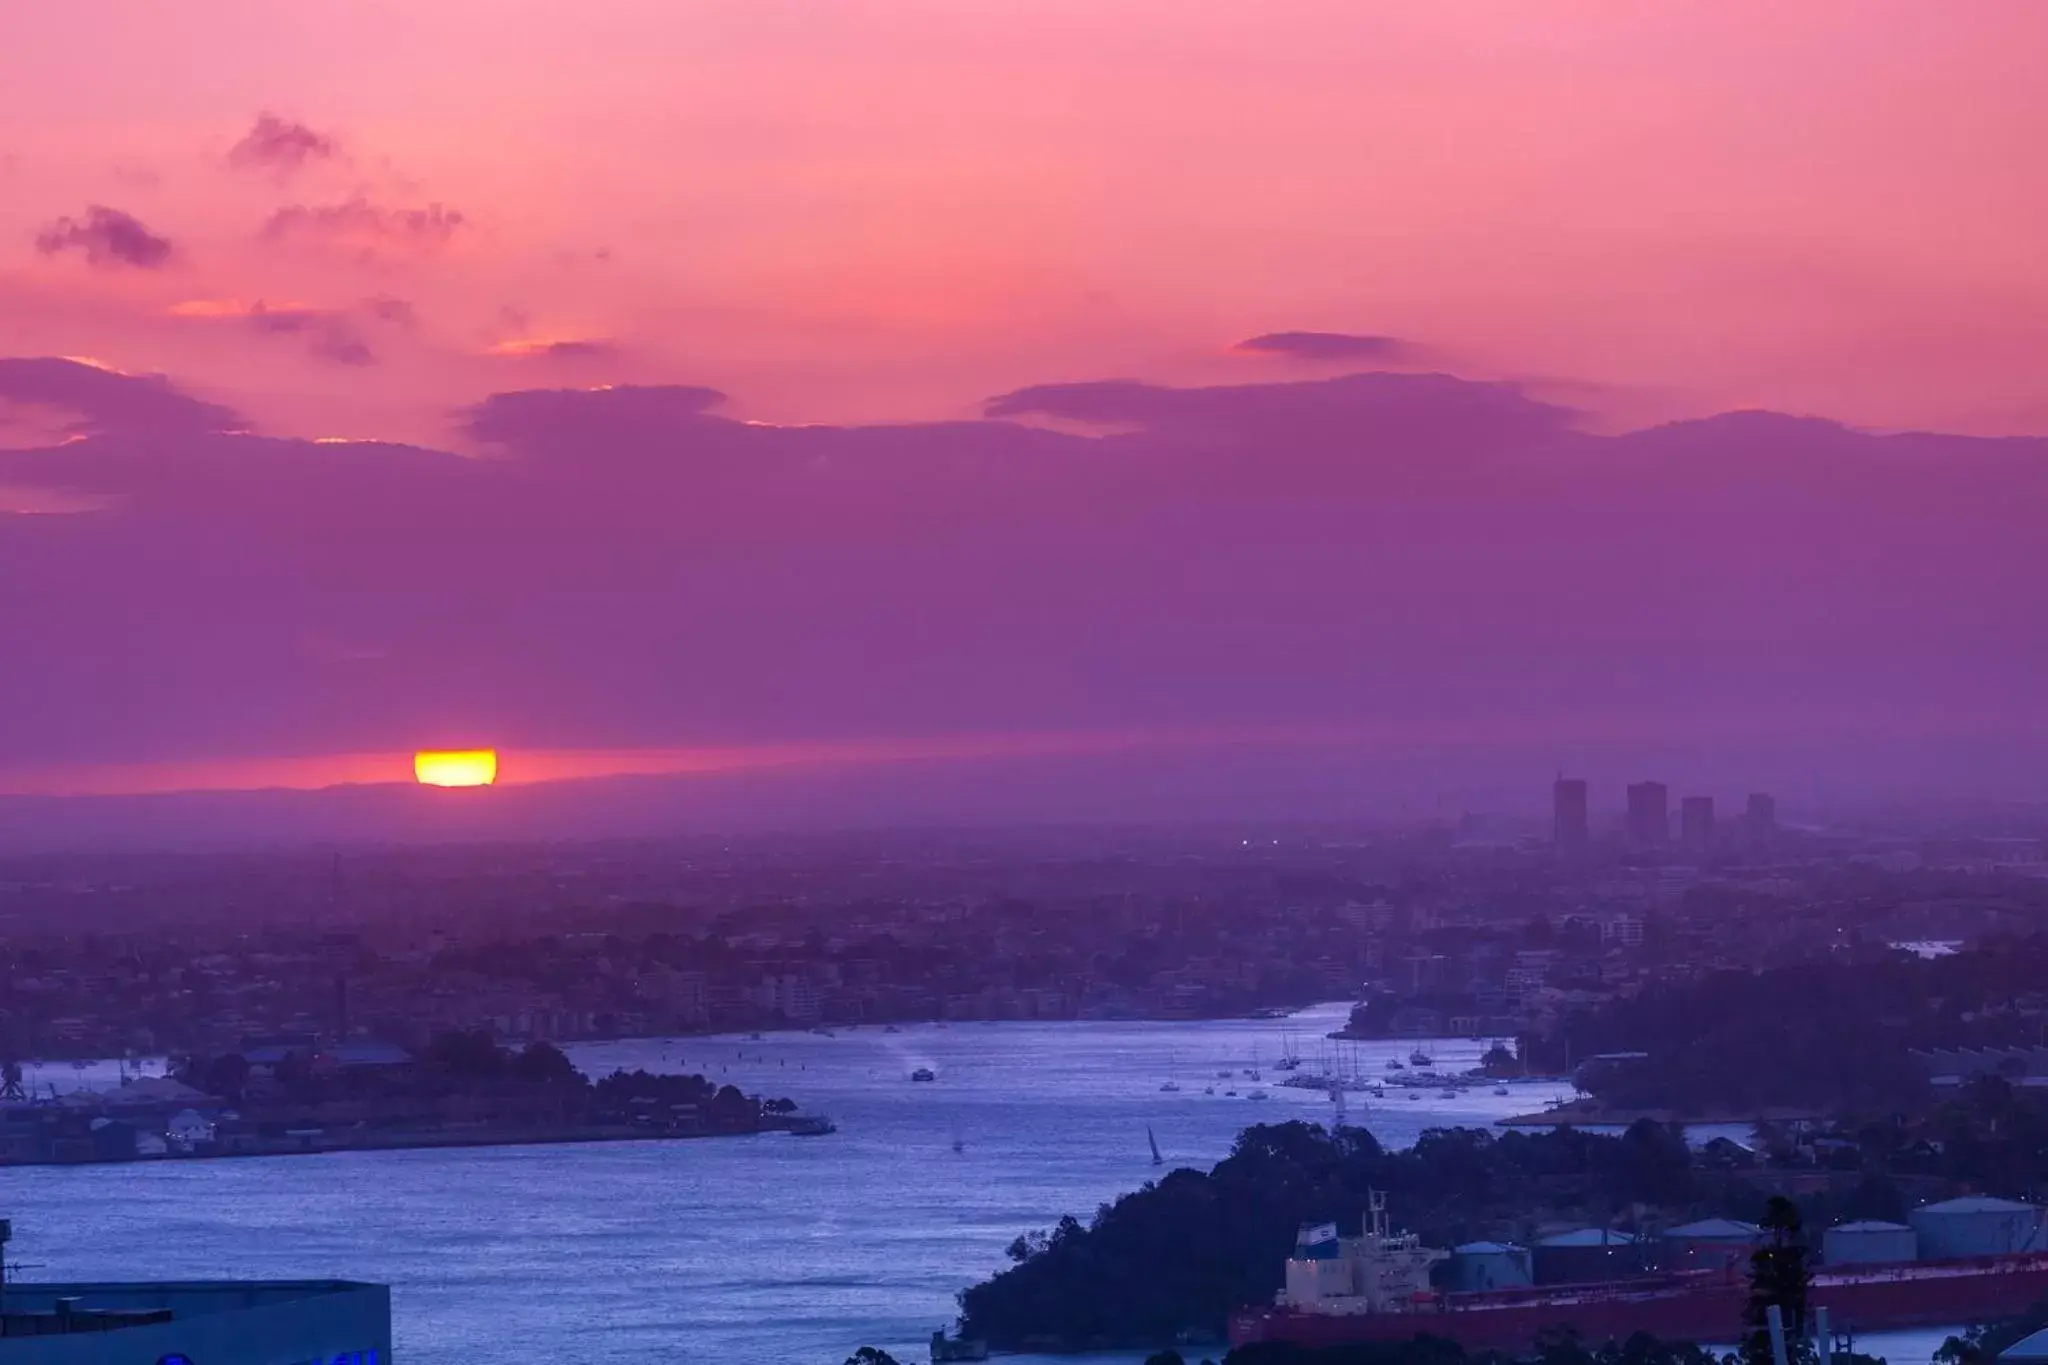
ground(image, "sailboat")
xmin=1147 ymin=1126 xmax=1163 ymax=1166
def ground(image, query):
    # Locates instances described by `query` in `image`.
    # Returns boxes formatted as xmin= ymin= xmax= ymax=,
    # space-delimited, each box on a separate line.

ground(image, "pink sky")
xmin=4 ymin=1 xmax=2047 ymax=446
xmin=4 ymin=4 xmax=2048 ymax=809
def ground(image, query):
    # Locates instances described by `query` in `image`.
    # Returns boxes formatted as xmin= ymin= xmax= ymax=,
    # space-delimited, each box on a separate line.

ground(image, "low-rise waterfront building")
xmin=0 ymin=1275 xmax=388 ymax=1365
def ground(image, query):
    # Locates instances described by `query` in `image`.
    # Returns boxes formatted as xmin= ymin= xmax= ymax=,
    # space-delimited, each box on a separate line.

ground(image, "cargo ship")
xmin=1229 ymin=1196 xmax=2048 ymax=1355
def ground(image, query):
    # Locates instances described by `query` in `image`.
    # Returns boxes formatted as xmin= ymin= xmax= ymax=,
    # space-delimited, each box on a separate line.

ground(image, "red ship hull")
xmin=1230 ymin=1256 xmax=2048 ymax=1355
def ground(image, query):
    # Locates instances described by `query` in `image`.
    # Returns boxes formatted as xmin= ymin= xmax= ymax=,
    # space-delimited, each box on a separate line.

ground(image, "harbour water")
xmin=0 ymin=1003 xmax=1951 ymax=1364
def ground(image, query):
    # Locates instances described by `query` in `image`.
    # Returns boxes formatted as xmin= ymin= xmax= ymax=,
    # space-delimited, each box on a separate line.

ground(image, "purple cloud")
xmin=487 ymin=338 xmax=621 ymax=361
xmin=464 ymin=384 xmax=725 ymax=451
xmin=252 ymin=308 xmax=374 ymax=365
xmin=171 ymin=302 xmax=378 ymax=367
xmin=262 ymin=198 xmax=464 ymax=251
xmin=34 ymin=206 xmax=173 ymax=269
xmin=983 ymin=372 xmax=1569 ymax=481
xmin=313 ymin=332 xmax=375 ymax=366
xmin=246 ymin=304 xmax=324 ymax=335
xmin=227 ymin=113 xmax=338 ymax=175
xmin=0 ymin=357 xmax=239 ymax=437
xmin=1235 ymin=331 xmax=1406 ymax=361
xmin=363 ymin=296 xmax=416 ymax=327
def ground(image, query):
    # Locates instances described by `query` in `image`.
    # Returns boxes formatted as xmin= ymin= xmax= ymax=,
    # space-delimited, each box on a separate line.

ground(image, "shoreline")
xmin=1498 ymin=1103 xmax=1820 ymax=1128
xmin=0 ymin=1120 xmax=815 ymax=1169
xmin=10 ymin=1002 xmax=1328 ymax=1068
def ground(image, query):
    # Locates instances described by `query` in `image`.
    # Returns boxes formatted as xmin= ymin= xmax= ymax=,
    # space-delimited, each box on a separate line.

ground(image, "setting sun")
xmin=413 ymin=749 xmax=498 ymax=787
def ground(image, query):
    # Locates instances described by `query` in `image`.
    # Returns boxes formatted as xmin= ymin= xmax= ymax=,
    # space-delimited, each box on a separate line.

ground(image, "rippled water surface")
xmin=0 ymin=1005 xmax=1947 ymax=1364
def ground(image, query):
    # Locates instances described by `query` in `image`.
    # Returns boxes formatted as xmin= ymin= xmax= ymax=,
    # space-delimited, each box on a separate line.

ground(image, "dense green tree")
xmin=507 ymin=1040 xmax=582 ymax=1087
xmin=202 ymin=1052 xmax=249 ymax=1101
xmin=961 ymin=1120 xmax=1776 ymax=1351
xmin=1741 ymin=1197 xmax=1811 ymax=1365
xmin=425 ymin=1028 xmax=505 ymax=1080
xmin=1935 ymin=1294 xmax=2048 ymax=1365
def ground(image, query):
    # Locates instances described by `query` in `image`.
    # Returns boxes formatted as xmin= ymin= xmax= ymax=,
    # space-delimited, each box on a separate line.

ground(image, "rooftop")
xmin=2002 ymin=1327 xmax=2048 ymax=1363
xmin=1664 ymin=1218 xmax=1762 ymax=1239
xmin=1918 ymin=1196 xmax=2036 ymax=1215
xmin=0 ymin=1280 xmax=387 ymax=1360
xmin=1536 ymin=1229 xmax=1640 ymax=1248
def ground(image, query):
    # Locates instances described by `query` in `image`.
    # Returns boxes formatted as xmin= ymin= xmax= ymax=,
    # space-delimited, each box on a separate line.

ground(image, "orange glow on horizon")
xmin=413 ymin=749 xmax=499 ymax=787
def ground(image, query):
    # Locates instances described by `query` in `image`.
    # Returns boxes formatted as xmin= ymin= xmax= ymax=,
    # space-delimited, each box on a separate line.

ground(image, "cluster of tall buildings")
xmin=1551 ymin=777 xmax=1774 ymax=859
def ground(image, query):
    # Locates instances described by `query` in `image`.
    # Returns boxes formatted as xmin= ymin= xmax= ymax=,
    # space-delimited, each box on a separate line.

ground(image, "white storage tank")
xmin=1532 ymin=1229 xmax=1646 ymax=1285
xmin=1661 ymin=1218 xmax=1761 ymax=1271
xmin=1910 ymin=1197 xmax=2046 ymax=1259
xmin=1447 ymin=1241 xmax=1534 ymax=1291
xmin=1823 ymin=1220 xmax=1918 ymax=1266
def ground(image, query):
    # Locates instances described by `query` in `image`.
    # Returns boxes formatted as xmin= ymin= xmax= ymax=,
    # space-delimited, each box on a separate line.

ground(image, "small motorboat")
xmin=910 ymin=1067 xmax=936 ymax=1083
xmin=1494 ymin=1085 xmax=1511 ymax=1096
xmin=1160 ymin=1081 xmax=1181 ymax=1092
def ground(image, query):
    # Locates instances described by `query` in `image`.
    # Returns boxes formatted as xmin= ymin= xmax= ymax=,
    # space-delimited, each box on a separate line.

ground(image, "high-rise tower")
xmin=1626 ymin=781 xmax=1669 ymax=847
xmin=1553 ymin=777 xmax=1589 ymax=857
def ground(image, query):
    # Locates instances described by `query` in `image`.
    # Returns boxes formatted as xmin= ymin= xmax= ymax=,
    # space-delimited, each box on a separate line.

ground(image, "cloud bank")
xmin=2 ymin=357 xmax=2044 ymax=809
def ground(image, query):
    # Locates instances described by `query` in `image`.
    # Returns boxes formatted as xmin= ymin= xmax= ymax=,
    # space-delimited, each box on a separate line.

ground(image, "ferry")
xmin=1230 ymin=1197 xmax=2048 ymax=1355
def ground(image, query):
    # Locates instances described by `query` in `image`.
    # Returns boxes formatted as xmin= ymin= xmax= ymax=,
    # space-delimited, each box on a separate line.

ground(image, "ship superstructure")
xmin=1282 ymin=1193 xmax=1446 ymax=1316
